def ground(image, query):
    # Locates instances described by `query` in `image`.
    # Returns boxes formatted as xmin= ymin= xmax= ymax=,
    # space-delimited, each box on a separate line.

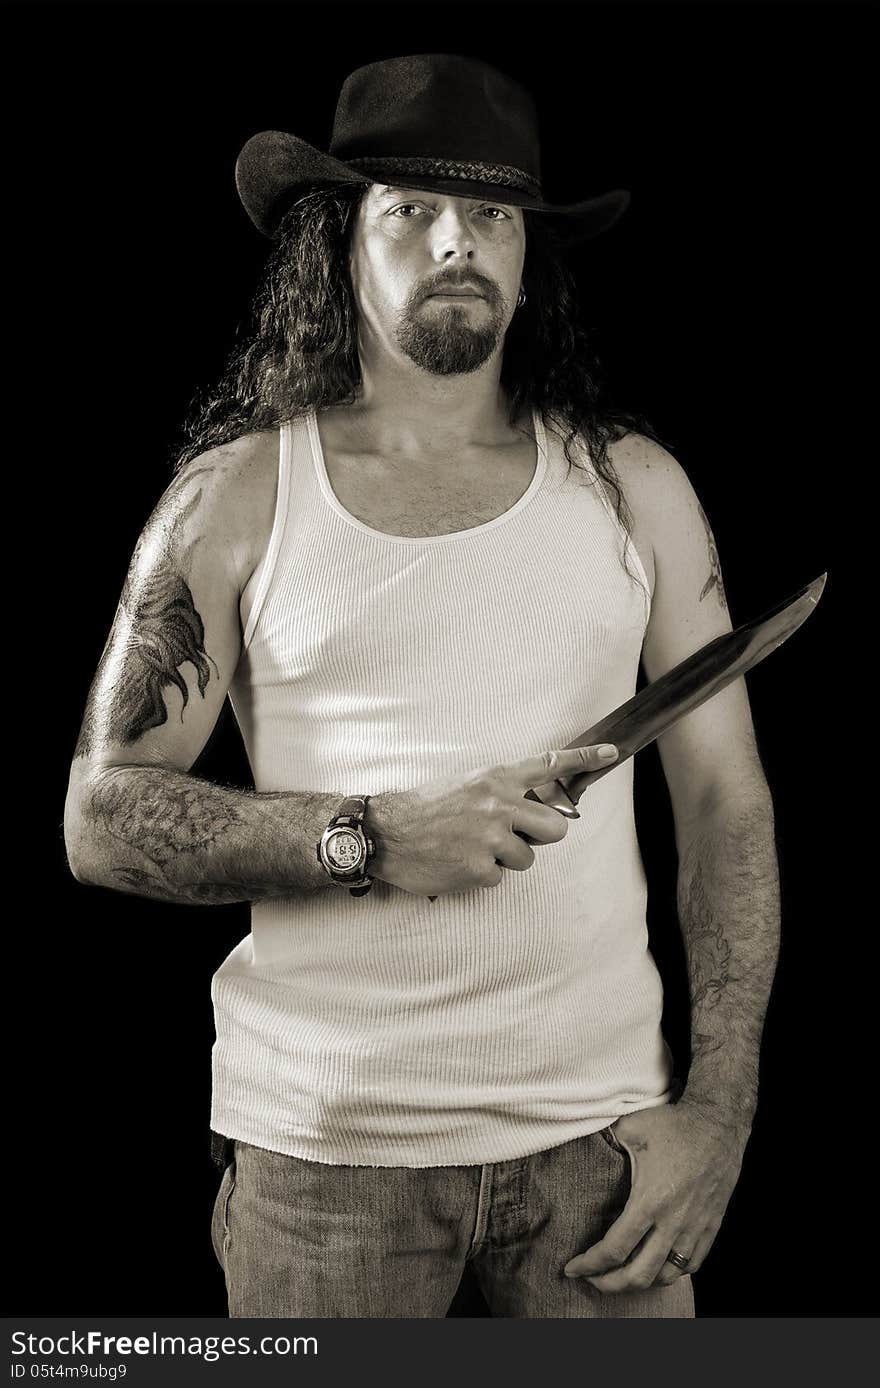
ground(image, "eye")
xmin=478 ymin=206 xmax=512 ymax=220
xmin=389 ymin=203 xmax=426 ymax=218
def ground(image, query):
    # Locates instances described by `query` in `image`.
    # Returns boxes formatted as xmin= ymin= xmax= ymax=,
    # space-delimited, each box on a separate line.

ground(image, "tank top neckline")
xmin=303 ymin=404 xmax=550 ymax=547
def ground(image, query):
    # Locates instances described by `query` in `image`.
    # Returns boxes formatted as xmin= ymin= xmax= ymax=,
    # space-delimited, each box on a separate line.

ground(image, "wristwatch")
xmin=317 ymin=796 xmax=376 ymax=896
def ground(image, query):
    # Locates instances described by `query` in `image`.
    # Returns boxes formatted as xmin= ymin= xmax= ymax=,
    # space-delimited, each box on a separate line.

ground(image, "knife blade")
xmin=525 ymin=572 xmax=827 ymax=816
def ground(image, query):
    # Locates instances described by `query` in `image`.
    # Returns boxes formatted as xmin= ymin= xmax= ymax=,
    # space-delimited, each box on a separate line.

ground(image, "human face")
xmin=349 ymin=184 xmax=526 ymax=376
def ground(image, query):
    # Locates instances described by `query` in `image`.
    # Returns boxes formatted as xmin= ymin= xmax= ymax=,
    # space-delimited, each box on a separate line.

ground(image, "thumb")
xmin=519 ymin=743 xmax=619 ymax=789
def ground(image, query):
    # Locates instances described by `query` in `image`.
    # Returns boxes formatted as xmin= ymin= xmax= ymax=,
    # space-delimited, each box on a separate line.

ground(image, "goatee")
xmin=396 ymin=292 xmax=506 ymax=376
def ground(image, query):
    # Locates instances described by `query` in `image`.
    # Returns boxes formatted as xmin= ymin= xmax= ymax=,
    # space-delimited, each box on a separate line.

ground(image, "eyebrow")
xmin=376 ymin=185 xmax=514 ymax=208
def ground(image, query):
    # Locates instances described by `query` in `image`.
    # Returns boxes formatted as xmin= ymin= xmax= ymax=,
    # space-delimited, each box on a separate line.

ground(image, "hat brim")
xmin=236 ymin=130 xmax=630 ymax=243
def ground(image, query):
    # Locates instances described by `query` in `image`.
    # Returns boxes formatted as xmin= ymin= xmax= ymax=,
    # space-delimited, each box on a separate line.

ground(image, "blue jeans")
xmin=211 ymin=1127 xmax=695 ymax=1318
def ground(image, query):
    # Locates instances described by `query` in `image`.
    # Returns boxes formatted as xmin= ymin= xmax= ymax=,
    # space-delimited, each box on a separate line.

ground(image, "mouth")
xmin=427 ymin=291 xmax=485 ymax=300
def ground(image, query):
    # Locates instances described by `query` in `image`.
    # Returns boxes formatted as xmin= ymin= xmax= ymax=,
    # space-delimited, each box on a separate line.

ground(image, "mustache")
xmin=415 ymin=272 xmax=502 ymax=303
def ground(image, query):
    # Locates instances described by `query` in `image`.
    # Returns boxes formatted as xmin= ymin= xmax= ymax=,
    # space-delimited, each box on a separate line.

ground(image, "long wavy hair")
xmin=172 ymin=184 xmax=658 ymax=581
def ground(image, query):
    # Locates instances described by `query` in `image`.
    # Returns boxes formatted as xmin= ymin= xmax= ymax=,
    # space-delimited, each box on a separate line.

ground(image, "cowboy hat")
xmin=236 ymin=53 xmax=630 ymax=242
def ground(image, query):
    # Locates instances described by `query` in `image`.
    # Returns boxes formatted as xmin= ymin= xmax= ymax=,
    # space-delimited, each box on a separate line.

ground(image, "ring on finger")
xmin=666 ymin=1249 xmax=691 ymax=1271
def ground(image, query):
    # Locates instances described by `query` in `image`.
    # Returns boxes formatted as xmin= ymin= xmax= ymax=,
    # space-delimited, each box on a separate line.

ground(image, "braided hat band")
xmin=346 ymin=156 xmax=543 ymax=201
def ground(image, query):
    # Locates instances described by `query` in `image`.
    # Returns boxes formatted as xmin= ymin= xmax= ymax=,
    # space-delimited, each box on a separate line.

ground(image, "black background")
xmin=13 ymin=0 xmax=873 ymax=1317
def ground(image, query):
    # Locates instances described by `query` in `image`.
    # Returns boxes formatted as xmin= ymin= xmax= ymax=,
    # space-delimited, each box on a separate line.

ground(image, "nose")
xmin=430 ymin=205 xmax=476 ymax=263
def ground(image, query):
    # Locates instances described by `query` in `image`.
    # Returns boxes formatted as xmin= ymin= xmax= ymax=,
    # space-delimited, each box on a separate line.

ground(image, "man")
xmin=64 ymin=55 xmax=779 ymax=1318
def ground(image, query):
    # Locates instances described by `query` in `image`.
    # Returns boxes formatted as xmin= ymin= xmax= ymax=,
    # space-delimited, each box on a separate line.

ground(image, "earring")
xmin=516 ymin=288 xmax=527 ymax=308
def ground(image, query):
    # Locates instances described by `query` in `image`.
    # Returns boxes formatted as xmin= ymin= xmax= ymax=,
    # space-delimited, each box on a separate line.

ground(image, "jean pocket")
xmin=597 ymin=1122 xmax=629 ymax=1160
xmin=210 ymin=1158 xmax=237 ymax=1269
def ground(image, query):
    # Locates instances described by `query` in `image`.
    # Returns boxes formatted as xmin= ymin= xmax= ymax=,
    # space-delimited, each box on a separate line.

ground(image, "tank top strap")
xmin=239 ymin=414 xmax=313 ymax=651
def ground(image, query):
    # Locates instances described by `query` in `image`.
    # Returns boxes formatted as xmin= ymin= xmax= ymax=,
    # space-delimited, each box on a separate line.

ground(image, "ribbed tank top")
xmin=211 ymin=406 xmax=675 ymax=1167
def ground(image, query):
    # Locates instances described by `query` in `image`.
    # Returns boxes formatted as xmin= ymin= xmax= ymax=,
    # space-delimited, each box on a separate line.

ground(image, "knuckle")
xmin=539 ymin=749 xmax=557 ymax=775
xmin=629 ymin=1270 xmax=657 ymax=1291
xmin=471 ymin=768 xmax=499 ymax=795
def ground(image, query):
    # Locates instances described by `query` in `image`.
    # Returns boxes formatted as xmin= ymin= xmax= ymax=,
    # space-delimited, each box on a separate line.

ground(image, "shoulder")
xmin=170 ymin=428 xmax=280 ymax=504
xmin=607 ymin=430 xmax=699 ymax=511
xmin=156 ymin=429 xmax=281 ymax=594
xmin=608 ymin=429 xmax=732 ymax=649
xmin=607 ymin=431 xmax=709 ymax=595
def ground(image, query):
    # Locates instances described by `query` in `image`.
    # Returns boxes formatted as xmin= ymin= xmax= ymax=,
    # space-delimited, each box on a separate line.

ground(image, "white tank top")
xmin=212 ymin=406 xmax=675 ymax=1167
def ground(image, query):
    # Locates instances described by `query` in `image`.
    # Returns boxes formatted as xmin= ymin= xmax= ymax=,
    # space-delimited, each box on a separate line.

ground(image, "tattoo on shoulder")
xmin=697 ymin=501 xmax=727 ymax=609
xmin=75 ymin=475 xmax=220 ymax=757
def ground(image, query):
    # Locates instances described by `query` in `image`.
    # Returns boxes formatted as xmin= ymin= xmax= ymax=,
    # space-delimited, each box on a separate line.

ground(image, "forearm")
xmin=675 ymin=787 xmax=781 ymax=1128
xmin=67 ymin=764 xmax=341 ymax=906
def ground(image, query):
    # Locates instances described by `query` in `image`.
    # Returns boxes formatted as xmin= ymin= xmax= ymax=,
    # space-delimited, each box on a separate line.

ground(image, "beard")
xmin=395 ymin=286 xmax=507 ymax=376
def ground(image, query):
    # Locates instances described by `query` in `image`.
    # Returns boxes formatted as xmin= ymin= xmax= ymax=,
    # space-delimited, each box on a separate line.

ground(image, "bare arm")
xmin=64 ymin=434 xmax=340 ymax=905
xmin=72 ymin=765 xmax=342 ymax=905
xmin=617 ymin=434 xmax=781 ymax=1129
xmin=675 ymin=785 xmax=780 ymax=1129
xmin=563 ymin=437 xmax=782 ymax=1292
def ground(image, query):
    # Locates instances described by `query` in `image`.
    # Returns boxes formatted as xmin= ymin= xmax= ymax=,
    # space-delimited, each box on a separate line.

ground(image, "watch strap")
xmin=332 ymin=795 xmax=369 ymax=827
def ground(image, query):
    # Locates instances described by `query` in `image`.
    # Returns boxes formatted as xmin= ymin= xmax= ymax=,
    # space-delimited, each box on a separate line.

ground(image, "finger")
xmin=563 ymin=1207 xmax=652 ymax=1280
xmin=495 ymin=836 xmax=535 ymax=871
xmin=511 ymin=801 xmax=571 ymax=846
xmin=676 ymin=1223 xmax=719 ymax=1278
xmin=652 ymin=1231 xmax=701 ymax=1287
xmin=583 ymin=1225 xmax=684 ymax=1295
xmin=516 ymin=744 xmax=619 ymax=790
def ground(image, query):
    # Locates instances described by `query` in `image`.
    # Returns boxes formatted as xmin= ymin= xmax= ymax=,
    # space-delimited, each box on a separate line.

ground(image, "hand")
xmin=563 ymin=1100 xmax=751 ymax=1291
xmin=368 ymin=743 xmax=618 ymax=898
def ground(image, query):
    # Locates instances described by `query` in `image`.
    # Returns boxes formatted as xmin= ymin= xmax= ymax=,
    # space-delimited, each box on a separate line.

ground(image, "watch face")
xmin=326 ymin=829 xmax=363 ymax=871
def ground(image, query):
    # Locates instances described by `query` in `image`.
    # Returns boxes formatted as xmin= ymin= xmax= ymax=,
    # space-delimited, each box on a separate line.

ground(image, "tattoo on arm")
xmin=88 ymin=768 xmax=241 ymax=864
xmin=75 ymin=473 xmax=219 ymax=758
xmin=681 ymin=857 xmax=736 ymax=1064
xmin=697 ymin=501 xmax=727 ymax=609
xmin=85 ymin=768 xmax=310 ymax=905
xmin=676 ymin=799 xmax=780 ymax=1121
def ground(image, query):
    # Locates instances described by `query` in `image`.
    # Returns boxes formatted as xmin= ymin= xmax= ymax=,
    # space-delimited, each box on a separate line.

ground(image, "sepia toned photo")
xmin=13 ymin=0 xmax=870 ymax=1346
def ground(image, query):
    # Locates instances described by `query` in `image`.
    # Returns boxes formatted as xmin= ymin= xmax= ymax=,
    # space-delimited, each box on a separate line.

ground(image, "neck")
xmin=353 ymin=349 xmax=517 ymax=452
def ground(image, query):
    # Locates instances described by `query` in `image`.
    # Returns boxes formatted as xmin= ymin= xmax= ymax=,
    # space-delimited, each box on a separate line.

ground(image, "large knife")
xmin=525 ymin=572 xmax=827 ymax=817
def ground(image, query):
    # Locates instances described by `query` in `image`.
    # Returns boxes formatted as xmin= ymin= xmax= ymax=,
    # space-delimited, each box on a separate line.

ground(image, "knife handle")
xmin=510 ymin=782 xmax=579 ymax=845
xmin=524 ymin=782 xmax=582 ymax=818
